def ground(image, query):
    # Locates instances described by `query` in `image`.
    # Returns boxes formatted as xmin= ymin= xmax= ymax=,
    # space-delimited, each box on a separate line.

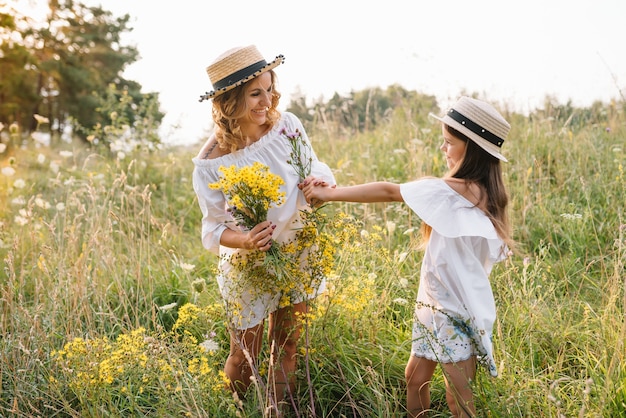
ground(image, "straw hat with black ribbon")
xmin=429 ymin=96 xmax=510 ymax=162
xmin=199 ymin=45 xmax=284 ymax=102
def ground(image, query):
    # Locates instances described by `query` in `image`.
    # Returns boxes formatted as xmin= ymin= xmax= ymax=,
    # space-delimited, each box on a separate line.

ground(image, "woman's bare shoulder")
xmin=197 ymin=138 xmax=229 ymax=160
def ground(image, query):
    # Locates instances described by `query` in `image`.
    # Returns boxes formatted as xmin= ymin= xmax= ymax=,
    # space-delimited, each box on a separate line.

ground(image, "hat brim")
xmin=199 ymin=55 xmax=284 ymax=102
xmin=429 ymin=112 xmax=508 ymax=162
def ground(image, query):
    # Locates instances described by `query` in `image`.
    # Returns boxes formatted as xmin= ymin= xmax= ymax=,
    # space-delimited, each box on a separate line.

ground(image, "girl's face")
xmin=239 ymin=72 xmax=273 ymax=130
xmin=440 ymin=125 xmax=467 ymax=170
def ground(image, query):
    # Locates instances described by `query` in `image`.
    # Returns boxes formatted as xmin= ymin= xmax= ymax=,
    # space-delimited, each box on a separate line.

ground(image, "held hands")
xmin=298 ymin=175 xmax=335 ymax=206
xmin=244 ymin=177 xmax=333 ymax=251
xmin=245 ymin=176 xmax=330 ymax=251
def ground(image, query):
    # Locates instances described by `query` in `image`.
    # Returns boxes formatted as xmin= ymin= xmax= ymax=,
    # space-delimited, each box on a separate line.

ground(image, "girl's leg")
xmin=405 ymin=355 xmax=437 ymax=417
xmin=224 ymin=322 xmax=265 ymax=396
xmin=268 ymin=301 xmax=308 ymax=405
xmin=441 ymin=357 xmax=477 ymax=417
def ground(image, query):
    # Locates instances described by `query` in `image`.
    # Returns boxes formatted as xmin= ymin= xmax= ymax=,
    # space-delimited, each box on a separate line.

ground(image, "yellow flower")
xmin=209 ymin=162 xmax=285 ymax=229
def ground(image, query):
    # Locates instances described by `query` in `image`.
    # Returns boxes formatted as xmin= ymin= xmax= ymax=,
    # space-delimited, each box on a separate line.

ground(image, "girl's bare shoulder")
xmin=444 ymin=178 xmax=486 ymax=209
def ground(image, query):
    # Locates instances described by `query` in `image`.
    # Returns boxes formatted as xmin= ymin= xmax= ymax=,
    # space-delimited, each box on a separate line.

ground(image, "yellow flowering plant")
xmin=50 ymin=323 xmax=233 ymax=414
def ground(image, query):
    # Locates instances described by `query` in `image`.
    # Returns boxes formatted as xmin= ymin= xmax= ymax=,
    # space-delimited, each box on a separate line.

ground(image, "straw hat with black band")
xmin=429 ymin=96 xmax=510 ymax=162
xmin=199 ymin=45 xmax=285 ymax=102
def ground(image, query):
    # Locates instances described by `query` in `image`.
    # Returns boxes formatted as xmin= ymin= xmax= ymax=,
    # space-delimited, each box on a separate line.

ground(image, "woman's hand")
xmin=244 ymin=220 xmax=276 ymax=251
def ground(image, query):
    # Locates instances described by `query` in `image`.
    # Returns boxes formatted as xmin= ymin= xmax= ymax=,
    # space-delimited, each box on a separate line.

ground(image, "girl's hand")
xmin=299 ymin=176 xmax=334 ymax=205
xmin=245 ymin=220 xmax=276 ymax=251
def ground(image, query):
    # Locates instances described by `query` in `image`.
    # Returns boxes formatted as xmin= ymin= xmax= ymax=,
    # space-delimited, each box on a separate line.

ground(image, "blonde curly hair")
xmin=210 ymin=70 xmax=282 ymax=153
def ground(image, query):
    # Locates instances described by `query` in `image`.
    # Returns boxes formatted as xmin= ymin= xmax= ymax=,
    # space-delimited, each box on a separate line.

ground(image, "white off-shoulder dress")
xmin=399 ymin=178 xmax=507 ymax=376
xmin=192 ymin=112 xmax=336 ymax=330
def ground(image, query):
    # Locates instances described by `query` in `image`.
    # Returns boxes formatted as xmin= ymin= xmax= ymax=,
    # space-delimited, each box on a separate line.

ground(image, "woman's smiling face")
xmin=240 ymin=72 xmax=273 ymax=129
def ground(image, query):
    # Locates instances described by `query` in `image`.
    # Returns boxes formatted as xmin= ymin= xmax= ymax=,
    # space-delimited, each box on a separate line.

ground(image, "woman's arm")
xmin=302 ymin=180 xmax=403 ymax=203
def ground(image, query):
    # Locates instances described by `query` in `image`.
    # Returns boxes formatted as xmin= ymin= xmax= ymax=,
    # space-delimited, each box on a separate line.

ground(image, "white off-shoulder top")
xmin=192 ymin=112 xmax=335 ymax=329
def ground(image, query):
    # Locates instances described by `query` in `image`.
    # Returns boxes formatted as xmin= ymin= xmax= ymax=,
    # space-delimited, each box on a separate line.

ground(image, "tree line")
xmin=0 ymin=0 xmax=163 ymax=145
xmin=1 ymin=1 xmax=620 ymax=148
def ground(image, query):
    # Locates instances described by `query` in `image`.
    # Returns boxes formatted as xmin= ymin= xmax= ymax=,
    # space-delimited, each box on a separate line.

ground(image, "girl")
xmin=301 ymin=96 xmax=514 ymax=417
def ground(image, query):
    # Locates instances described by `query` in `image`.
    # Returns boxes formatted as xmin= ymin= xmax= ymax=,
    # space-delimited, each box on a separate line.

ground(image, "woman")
xmin=301 ymin=96 xmax=515 ymax=417
xmin=192 ymin=45 xmax=335 ymax=410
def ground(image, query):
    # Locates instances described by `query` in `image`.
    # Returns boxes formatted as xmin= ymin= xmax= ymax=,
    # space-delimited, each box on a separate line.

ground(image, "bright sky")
xmin=12 ymin=0 xmax=626 ymax=145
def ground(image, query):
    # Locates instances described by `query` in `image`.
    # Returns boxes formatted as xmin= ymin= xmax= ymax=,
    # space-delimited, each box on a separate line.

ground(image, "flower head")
xmin=34 ymin=114 xmax=50 ymax=124
xmin=281 ymin=128 xmax=312 ymax=180
xmin=209 ymin=162 xmax=285 ymax=229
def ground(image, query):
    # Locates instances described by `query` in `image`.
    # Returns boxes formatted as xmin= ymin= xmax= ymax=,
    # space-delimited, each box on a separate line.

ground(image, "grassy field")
xmin=1 ymin=98 xmax=625 ymax=417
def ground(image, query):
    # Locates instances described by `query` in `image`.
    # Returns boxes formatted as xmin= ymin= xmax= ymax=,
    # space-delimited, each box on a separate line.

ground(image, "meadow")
xmin=0 ymin=97 xmax=625 ymax=417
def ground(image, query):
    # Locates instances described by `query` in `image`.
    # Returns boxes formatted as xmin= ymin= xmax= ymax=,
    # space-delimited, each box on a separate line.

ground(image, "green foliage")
xmin=288 ymin=84 xmax=439 ymax=138
xmin=79 ymin=83 xmax=164 ymax=152
xmin=1 ymin=96 xmax=625 ymax=416
xmin=0 ymin=1 xmax=163 ymax=141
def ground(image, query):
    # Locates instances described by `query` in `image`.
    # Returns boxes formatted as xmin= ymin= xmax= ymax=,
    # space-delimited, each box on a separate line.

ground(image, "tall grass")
xmin=0 ymin=98 xmax=624 ymax=417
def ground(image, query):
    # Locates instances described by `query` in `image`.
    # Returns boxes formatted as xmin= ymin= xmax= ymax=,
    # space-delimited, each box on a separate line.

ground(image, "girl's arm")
xmin=302 ymin=179 xmax=403 ymax=203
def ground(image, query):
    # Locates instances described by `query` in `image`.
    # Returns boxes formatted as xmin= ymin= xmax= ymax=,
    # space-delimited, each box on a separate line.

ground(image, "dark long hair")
xmin=423 ymin=124 xmax=513 ymax=249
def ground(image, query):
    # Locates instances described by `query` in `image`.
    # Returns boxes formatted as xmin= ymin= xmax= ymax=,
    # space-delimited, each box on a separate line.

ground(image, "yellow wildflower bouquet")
xmin=209 ymin=162 xmax=295 ymax=293
xmin=209 ymin=161 xmax=286 ymax=228
xmin=208 ymin=137 xmax=348 ymax=309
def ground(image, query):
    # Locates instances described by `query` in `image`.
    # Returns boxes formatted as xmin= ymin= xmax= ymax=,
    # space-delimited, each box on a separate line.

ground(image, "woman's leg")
xmin=268 ymin=301 xmax=308 ymax=405
xmin=441 ymin=357 xmax=477 ymax=417
xmin=405 ymin=355 xmax=437 ymax=417
xmin=224 ymin=321 xmax=265 ymax=396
